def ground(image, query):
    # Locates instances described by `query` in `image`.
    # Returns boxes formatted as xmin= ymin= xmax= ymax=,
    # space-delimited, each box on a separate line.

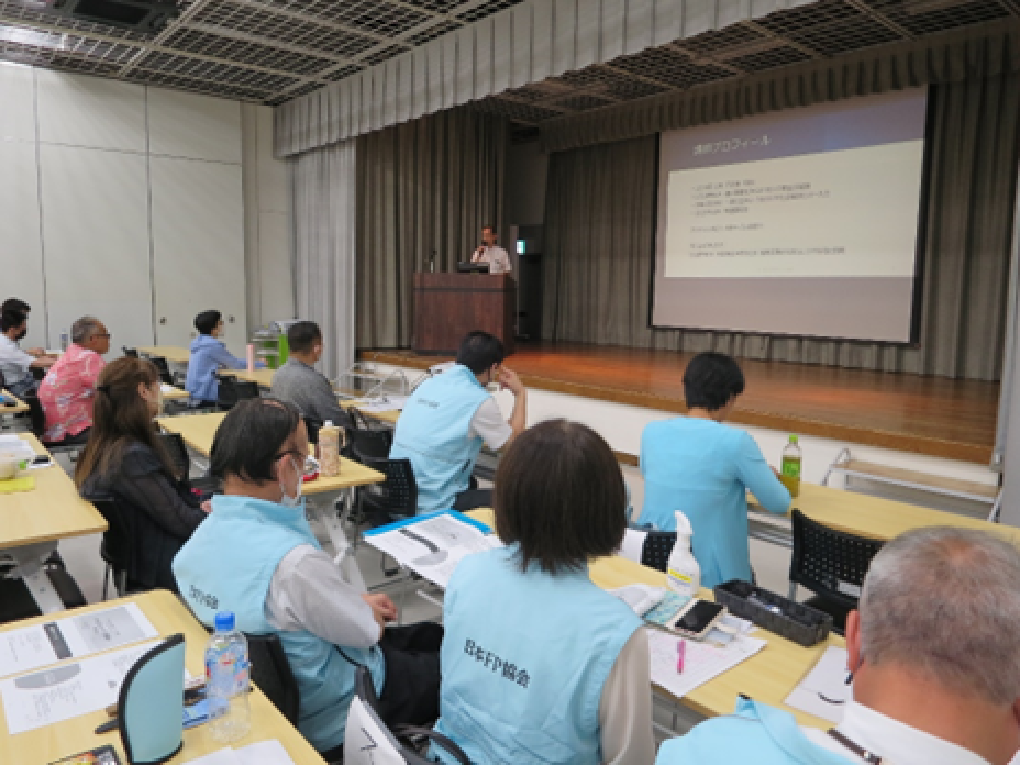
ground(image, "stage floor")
xmin=360 ymin=342 xmax=999 ymax=464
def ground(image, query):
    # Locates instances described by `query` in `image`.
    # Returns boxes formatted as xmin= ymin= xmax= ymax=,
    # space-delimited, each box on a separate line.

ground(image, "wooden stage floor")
xmin=360 ymin=342 xmax=999 ymax=465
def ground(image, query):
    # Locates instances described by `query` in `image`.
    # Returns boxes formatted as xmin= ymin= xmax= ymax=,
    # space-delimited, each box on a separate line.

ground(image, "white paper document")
xmin=0 ymin=641 xmax=161 ymax=734
xmin=185 ymin=740 xmax=295 ymax=765
xmin=646 ymin=628 xmax=766 ymax=698
xmin=784 ymin=645 xmax=851 ymax=724
xmin=365 ymin=514 xmax=499 ymax=588
xmin=356 ymin=396 xmax=408 ymax=413
xmin=0 ymin=603 xmax=158 ymax=679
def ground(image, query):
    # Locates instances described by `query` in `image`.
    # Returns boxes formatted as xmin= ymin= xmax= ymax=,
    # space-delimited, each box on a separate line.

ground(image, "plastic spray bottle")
xmin=666 ymin=511 xmax=701 ymax=598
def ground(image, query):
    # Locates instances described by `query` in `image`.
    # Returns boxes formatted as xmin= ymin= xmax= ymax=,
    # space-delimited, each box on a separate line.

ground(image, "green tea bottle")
xmin=781 ymin=434 xmax=801 ymax=497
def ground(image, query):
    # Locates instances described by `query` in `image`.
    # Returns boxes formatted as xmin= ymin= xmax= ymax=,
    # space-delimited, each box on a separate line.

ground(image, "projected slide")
xmin=652 ymin=89 xmax=928 ymax=342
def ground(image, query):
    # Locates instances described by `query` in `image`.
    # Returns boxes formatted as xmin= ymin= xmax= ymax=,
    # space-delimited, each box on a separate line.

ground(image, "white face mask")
xmin=279 ymin=456 xmax=303 ymax=508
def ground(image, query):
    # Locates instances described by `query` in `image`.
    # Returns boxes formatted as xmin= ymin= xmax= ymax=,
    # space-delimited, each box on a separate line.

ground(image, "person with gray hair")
xmin=656 ymin=526 xmax=1020 ymax=765
xmin=38 ymin=316 xmax=110 ymax=444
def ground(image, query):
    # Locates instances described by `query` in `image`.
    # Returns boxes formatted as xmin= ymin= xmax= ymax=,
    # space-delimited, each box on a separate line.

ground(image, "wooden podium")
xmin=412 ymin=273 xmax=516 ymax=355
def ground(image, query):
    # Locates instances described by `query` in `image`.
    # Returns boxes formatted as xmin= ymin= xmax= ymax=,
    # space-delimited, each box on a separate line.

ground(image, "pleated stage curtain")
xmin=354 ymin=108 xmax=509 ymax=350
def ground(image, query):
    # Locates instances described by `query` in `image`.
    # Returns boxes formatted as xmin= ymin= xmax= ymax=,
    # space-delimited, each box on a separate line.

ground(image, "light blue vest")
xmin=434 ymin=546 xmax=641 ymax=765
xmin=171 ymin=496 xmax=385 ymax=752
xmin=656 ymin=697 xmax=856 ymax=765
xmin=390 ymin=365 xmax=490 ymax=513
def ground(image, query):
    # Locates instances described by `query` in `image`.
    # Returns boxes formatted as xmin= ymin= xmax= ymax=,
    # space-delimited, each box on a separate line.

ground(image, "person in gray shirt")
xmin=271 ymin=321 xmax=349 ymax=428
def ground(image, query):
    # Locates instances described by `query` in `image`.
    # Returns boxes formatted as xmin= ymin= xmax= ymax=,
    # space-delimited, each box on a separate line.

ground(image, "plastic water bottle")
xmin=59 ymin=332 xmax=68 ymax=352
xmin=205 ymin=610 xmax=251 ymax=743
xmin=666 ymin=511 xmax=701 ymax=598
xmin=781 ymin=434 xmax=802 ymax=497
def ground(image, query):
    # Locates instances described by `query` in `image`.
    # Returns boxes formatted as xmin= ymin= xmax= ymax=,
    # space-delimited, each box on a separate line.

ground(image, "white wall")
xmin=242 ymin=103 xmax=293 ymax=334
xmin=0 ymin=63 xmax=280 ymax=353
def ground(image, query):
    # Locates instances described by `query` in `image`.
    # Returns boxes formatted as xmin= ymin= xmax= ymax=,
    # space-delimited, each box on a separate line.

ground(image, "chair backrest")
xmin=150 ymin=356 xmax=175 ymax=386
xmin=303 ymin=416 xmax=322 ymax=448
xmin=216 ymin=374 xmax=239 ymax=411
xmin=155 ymin=432 xmax=191 ymax=479
xmin=118 ymin=633 xmax=187 ymax=764
xmin=641 ymin=530 xmax=678 ymax=574
xmin=344 ymin=665 xmax=471 ymax=765
xmin=23 ymin=394 xmax=46 ymax=437
xmin=234 ymin=379 xmax=261 ymax=401
xmin=245 ymin=632 xmax=300 ymax=726
xmin=353 ymin=449 xmax=418 ymax=521
xmin=788 ymin=510 xmax=885 ymax=608
xmin=123 ymin=347 xmax=139 ymax=358
xmin=350 ymin=427 xmax=393 ymax=461
xmin=86 ymin=496 xmax=135 ymax=579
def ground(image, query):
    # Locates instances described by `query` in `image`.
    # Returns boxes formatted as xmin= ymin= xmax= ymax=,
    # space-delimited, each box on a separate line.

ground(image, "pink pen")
xmin=677 ymin=639 xmax=687 ymax=674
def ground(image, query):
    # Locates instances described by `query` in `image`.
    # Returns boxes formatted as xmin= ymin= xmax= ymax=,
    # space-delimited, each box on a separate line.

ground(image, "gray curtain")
xmin=542 ymin=73 xmax=1018 ymax=380
xmin=354 ymin=108 xmax=509 ymax=349
xmin=289 ymin=139 xmax=357 ymax=378
xmin=540 ymin=21 xmax=1016 ymax=154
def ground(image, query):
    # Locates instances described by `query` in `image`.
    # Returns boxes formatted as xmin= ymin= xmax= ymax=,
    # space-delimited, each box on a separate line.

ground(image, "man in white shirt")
xmin=0 ymin=298 xmax=57 ymax=396
xmin=469 ymin=224 xmax=511 ymax=274
xmin=656 ymin=526 xmax=1020 ymax=765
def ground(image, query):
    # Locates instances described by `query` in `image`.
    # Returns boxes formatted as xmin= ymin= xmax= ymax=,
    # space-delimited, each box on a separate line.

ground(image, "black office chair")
xmin=85 ymin=496 xmax=134 ymax=599
xmin=123 ymin=347 xmax=139 ymax=358
xmin=234 ymin=380 xmax=261 ymax=401
xmin=350 ymin=427 xmax=393 ymax=462
xmin=303 ymin=416 xmax=322 ymax=448
xmin=23 ymin=394 xmax=80 ymax=457
xmin=155 ymin=432 xmax=219 ymax=495
xmin=788 ymin=510 xmax=885 ymax=635
xmin=0 ymin=552 xmax=87 ymax=623
xmin=352 ymin=445 xmax=417 ymax=528
xmin=150 ymin=356 xmax=177 ymax=387
xmin=246 ymin=633 xmax=300 ymax=726
xmin=639 ymin=531 xmax=678 ymax=574
xmin=215 ymin=374 xmax=239 ymax=411
xmin=343 ymin=665 xmax=472 ymax=765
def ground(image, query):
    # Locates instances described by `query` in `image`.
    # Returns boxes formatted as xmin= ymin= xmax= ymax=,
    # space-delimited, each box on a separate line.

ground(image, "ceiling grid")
xmin=0 ymin=0 xmax=1016 ymax=127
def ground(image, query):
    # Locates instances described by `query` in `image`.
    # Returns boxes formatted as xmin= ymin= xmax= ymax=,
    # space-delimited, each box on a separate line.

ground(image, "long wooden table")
xmin=464 ymin=508 xmax=840 ymax=731
xmin=0 ymin=590 xmax=324 ymax=765
xmin=0 ymin=435 xmax=107 ymax=550
xmin=137 ymin=345 xmax=191 ymax=364
xmin=748 ymin=483 xmax=1019 ymax=546
xmin=156 ymin=412 xmax=385 ymax=494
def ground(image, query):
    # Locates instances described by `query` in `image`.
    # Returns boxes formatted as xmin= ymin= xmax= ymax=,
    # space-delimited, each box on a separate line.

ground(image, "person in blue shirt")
xmin=185 ymin=310 xmax=263 ymax=407
xmin=390 ymin=331 xmax=527 ymax=513
xmin=433 ymin=419 xmax=656 ymax=764
xmin=636 ymin=352 xmax=790 ymax=587
xmin=657 ymin=527 xmax=1020 ymax=765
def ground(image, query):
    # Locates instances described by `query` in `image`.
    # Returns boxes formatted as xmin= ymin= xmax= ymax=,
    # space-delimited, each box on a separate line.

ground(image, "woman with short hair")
xmin=77 ymin=356 xmax=208 ymax=592
xmin=636 ymin=351 xmax=791 ymax=586
xmin=433 ymin=419 xmax=656 ymax=765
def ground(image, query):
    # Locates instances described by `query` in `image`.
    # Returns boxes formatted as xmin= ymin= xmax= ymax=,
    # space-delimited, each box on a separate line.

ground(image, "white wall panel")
xmin=147 ymin=88 xmax=242 ymax=163
xmin=37 ymin=70 xmax=146 ymax=152
xmin=39 ymin=144 xmax=152 ymax=350
xmin=0 ymin=141 xmax=46 ymax=349
xmin=0 ymin=64 xmax=35 ymax=142
xmin=256 ymin=212 xmax=293 ymax=325
xmin=150 ymin=157 xmax=246 ymax=351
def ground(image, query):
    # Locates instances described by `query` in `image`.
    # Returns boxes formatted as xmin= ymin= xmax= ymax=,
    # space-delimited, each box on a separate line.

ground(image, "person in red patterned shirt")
xmin=39 ymin=316 xmax=110 ymax=445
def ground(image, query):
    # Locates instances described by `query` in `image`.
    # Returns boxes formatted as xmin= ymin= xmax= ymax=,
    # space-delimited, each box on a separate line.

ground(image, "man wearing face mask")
xmin=173 ymin=399 xmax=444 ymax=762
xmin=0 ymin=298 xmax=58 ymax=396
xmin=390 ymin=330 xmax=527 ymax=513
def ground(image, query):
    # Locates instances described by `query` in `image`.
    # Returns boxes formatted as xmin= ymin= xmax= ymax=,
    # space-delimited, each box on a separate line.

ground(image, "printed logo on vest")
xmin=464 ymin=638 xmax=530 ymax=688
xmin=189 ymin=585 xmax=219 ymax=611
